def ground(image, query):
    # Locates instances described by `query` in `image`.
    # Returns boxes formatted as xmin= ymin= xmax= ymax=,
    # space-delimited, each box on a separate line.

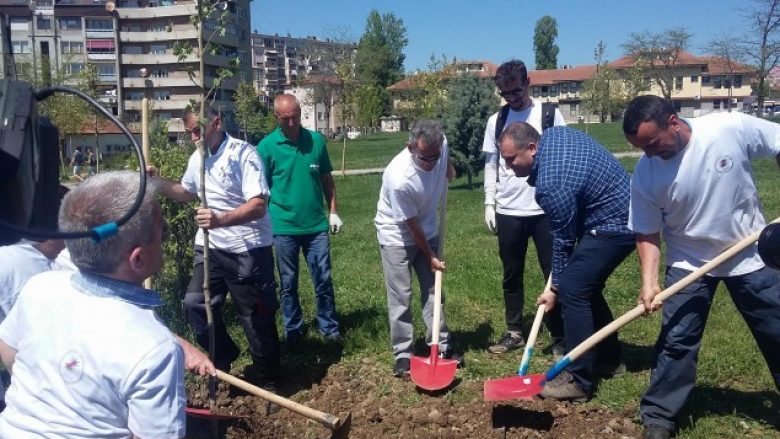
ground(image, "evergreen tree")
xmin=533 ymin=15 xmax=559 ymax=70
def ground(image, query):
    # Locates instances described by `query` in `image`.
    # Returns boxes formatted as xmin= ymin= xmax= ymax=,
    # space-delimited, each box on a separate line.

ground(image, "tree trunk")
xmin=467 ymin=169 xmax=473 ymax=190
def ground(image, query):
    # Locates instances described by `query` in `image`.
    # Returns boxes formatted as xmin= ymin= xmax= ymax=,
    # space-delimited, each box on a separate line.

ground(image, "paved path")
xmin=335 ymin=151 xmax=644 ymax=177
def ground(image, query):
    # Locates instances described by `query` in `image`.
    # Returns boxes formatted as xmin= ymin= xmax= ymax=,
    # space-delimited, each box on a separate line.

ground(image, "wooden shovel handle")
xmin=216 ymin=370 xmax=342 ymax=429
xmin=518 ymin=276 xmax=552 ymax=376
xmin=546 ymin=216 xmax=780 ymax=380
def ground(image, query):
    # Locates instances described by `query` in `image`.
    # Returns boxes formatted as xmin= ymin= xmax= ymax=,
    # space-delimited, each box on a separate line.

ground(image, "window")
xmin=713 ymin=99 xmax=721 ymax=110
xmin=561 ymin=83 xmax=569 ymax=93
xmin=239 ymin=71 xmax=247 ymax=81
xmin=128 ymin=92 xmax=144 ymax=101
xmin=149 ymin=44 xmax=167 ymax=54
xmin=691 ymin=75 xmax=698 ymax=83
xmin=12 ymin=40 xmax=30 ymax=54
xmin=734 ymin=75 xmax=742 ymax=88
xmin=9 ymin=17 xmax=27 ymax=31
xmin=570 ymin=82 xmax=579 ymax=92
xmin=58 ymin=17 xmax=82 ymax=30
xmin=61 ymin=41 xmax=83 ymax=54
xmin=85 ymin=19 xmax=113 ymax=31
xmin=237 ymin=7 xmax=246 ymax=18
xmin=36 ymin=17 xmax=52 ymax=30
xmin=550 ymin=85 xmax=558 ymax=94
xmin=713 ymin=76 xmax=723 ymax=89
xmin=570 ymin=104 xmax=578 ymax=116
xmin=95 ymin=63 xmax=116 ymax=77
xmin=123 ymin=46 xmax=143 ymax=55
xmin=152 ymin=68 xmax=168 ymax=78
xmin=150 ymin=22 xmax=166 ymax=32
xmin=153 ymin=90 xmax=170 ymax=100
xmin=86 ymin=39 xmax=115 ymax=53
xmin=701 ymin=75 xmax=710 ymax=84
xmin=64 ymin=63 xmax=85 ymax=75
xmin=238 ymin=50 xmax=247 ymax=63
xmin=674 ymin=76 xmax=683 ymax=90
xmin=541 ymin=86 xmax=549 ymax=97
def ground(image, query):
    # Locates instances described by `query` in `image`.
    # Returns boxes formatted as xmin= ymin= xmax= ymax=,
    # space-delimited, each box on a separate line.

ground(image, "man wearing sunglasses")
xmin=375 ymin=120 xmax=458 ymax=378
xmin=482 ymin=60 xmax=566 ymax=356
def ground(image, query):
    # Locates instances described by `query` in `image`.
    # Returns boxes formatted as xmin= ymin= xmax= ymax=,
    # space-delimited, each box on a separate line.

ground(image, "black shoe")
xmin=594 ymin=361 xmax=627 ymax=378
xmin=440 ymin=350 xmax=465 ymax=368
xmin=393 ymin=357 xmax=410 ymax=378
xmin=543 ymin=337 xmax=566 ymax=361
xmin=488 ymin=331 xmax=525 ymax=354
xmin=643 ymin=426 xmax=672 ymax=439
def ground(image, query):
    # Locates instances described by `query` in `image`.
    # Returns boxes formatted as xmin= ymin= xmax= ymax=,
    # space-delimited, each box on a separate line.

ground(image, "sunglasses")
xmin=415 ymin=152 xmax=441 ymax=163
xmin=499 ymin=87 xmax=525 ymax=99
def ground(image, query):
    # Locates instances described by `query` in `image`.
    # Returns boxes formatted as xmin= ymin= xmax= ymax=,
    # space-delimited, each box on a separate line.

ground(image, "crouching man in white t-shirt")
xmin=623 ymin=96 xmax=780 ymax=439
xmin=374 ymin=120 xmax=460 ymax=378
xmin=0 ymin=171 xmax=187 ymax=439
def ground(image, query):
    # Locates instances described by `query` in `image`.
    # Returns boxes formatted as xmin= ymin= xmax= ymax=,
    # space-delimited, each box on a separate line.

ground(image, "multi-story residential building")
xmin=250 ymin=32 xmax=356 ymax=106
xmin=0 ymin=0 xmax=251 ymax=135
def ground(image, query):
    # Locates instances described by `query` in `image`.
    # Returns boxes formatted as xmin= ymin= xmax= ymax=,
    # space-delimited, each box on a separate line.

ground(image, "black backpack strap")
xmin=541 ymin=102 xmax=557 ymax=131
xmin=493 ymin=104 xmax=510 ymax=183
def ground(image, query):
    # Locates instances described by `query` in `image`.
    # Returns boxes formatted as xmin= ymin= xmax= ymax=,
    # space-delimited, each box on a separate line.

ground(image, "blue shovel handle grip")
xmin=517 ymin=347 xmax=533 ymax=376
xmin=545 ymin=356 xmax=572 ymax=382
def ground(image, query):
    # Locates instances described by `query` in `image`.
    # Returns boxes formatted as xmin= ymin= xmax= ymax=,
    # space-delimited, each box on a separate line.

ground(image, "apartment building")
xmin=250 ymin=32 xmax=356 ymax=106
xmin=0 ymin=0 xmax=251 ymax=134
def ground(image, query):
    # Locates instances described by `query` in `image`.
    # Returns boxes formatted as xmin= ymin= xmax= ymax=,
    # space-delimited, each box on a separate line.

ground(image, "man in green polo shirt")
xmin=257 ymin=94 xmax=343 ymax=344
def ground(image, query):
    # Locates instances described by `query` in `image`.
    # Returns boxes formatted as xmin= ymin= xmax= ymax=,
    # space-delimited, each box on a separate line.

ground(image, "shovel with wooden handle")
xmin=187 ymin=370 xmax=352 ymax=439
xmin=483 ymin=217 xmax=780 ymax=401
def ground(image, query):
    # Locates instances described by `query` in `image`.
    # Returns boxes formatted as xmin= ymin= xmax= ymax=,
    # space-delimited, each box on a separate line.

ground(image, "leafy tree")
xmin=441 ymin=75 xmax=499 ymax=188
xmin=533 ymin=15 xmax=559 ymax=70
xmin=622 ymin=27 xmax=692 ymax=100
xmin=355 ymin=84 xmax=385 ymax=129
xmin=354 ymin=9 xmax=408 ymax=125
xmin=739 ymin=0 xmax=780 ymax=113
xmin=233 ymin=81 xmax=267 ymax=143
xmin=582 ymin=41 xmax=627 ymax=122
xmin=395 ymin=54 xmax=450 ymax=123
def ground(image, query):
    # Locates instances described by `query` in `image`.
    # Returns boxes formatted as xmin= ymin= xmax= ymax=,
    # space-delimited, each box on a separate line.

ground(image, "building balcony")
xmin=123 ymin=77 xmax=197 ymax=88
xmin=85 ymin=30 xmax=115 ymax=39
xmin=124 ymin=99 xmax=191 ymax=111
xmin=119 ymin=29 xmax=198 ymax=42
xmin=120 ymin=53 xmax=199 ymax=64
xmin=87 ymin=53 xmax=117 ymax=61
xmin=116 ymin=4 xmax=195 ymax=19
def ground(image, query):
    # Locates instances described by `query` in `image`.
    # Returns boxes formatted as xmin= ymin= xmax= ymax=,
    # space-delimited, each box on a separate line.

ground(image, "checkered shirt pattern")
xmin=529 ymin=126 xmax=631 ymax=288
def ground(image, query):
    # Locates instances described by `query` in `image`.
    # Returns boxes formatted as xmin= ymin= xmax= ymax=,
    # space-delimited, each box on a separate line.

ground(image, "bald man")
xmin=257 ymin=94 xmax=343 ymax=344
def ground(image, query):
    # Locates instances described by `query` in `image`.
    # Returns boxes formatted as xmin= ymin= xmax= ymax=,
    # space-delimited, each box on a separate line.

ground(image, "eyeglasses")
xmin=414 ymin=152 xmax=440 ymax=163
xmin=499 ymin=87 xmax=525 ymax=99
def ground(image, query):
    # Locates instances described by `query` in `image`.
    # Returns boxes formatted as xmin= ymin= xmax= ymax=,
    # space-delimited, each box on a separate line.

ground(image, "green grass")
xmin=326 ymin=132 xmax=407 ymax=171
xmin=570 ymin=122 xmax=636 ymax=153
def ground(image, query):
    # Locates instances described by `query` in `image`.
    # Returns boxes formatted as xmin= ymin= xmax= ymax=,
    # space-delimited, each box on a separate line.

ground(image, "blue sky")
xmin=252 ymin=0 xmax=747 ymax=71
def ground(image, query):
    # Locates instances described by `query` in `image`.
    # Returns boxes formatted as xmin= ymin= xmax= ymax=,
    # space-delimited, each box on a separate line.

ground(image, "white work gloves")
xmin=329 ymin=213 xmax=343 ymax=234
xmin=484 ymin=156 xmax=498 ymax=234
xmin=485 ymin=205 xmax=497 ymax=234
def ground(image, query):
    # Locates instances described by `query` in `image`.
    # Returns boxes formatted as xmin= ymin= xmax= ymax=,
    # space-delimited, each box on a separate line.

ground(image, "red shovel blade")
xmin=185 ymin=406 xmax=248 ymax=420
xmin=483 ymin=373 xmax=546 ymax=401
xmin=410 ymin=346 xmax=458 ymax=391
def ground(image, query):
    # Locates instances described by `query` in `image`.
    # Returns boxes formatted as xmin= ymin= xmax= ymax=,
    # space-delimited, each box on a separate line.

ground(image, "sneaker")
xmin=594 ymin=361 xmax=627 ymax=378
xmin=544 ymin=337 xmax=566 ymax=361
xmin=440 ymin=350 xmax=465 ymax=368
xmin=643 ymin=426 xmax=672 ymax=439
xmin=393 ymin=357 xmax=410 ymax=378
xmin=539 ymin=371 xmax=589 ymax=402
xmin=488 ymin=331 xmax=525 ymax=354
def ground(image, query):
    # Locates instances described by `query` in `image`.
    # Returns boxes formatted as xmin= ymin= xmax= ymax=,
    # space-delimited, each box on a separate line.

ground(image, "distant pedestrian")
xmin=86 ymin=147 xmax=97 ymax=177
xmin=69 ymin=147 xmax=84 ymax=181
xmin=623 ymin=95 xmax=780 ymax=439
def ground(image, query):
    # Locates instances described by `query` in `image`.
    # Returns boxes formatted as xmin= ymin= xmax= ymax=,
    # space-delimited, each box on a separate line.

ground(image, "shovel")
xmin=188 ymin=370 xmax=352 ymax=439
xmin=483 ymin=218 xmax=778 ymax=402
xmin=410 ymin=179 xmax=457 ymax=391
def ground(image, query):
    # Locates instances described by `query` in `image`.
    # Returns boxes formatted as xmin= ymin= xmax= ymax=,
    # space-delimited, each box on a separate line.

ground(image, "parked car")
xmin=347 ymin=130 xmax=361 ymax=140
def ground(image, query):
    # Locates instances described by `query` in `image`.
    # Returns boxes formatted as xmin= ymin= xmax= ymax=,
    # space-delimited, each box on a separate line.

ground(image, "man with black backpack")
xmin=482 ymin=60 xmax=566 ymax=355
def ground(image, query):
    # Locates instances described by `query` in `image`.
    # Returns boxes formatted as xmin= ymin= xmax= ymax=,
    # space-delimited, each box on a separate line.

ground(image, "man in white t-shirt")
xmin=150 ymin=105 xmax=281 ymax=406
xmin=375 ymin=120 xmax=459 ymax=378
xmin=623 ymin=95 xmax=780 ymax=439
xmin=0 ymin=171 xmax=185 ymax=438
xmin=482 ymin=60 xmax=566 ymax=355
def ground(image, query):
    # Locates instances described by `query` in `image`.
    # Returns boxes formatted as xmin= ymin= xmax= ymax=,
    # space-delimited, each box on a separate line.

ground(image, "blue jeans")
xmin=641 ymin=266 xmax=780 ymax=431
xmin=274 ymin=232 xmax=340 ymax=338
xmin=558 ymin=231 xmax=635 ymax=392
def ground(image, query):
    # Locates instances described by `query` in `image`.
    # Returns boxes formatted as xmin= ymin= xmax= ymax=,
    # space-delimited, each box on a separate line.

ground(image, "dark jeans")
xmin=496 ymin=212 xmax=563 ymax=337
xmin=184 ymin=245 xmax=280 ymax=368
xmin=641 ymin=266 xmax=780 ymax=431
xmin=274 ymin=232 xmax=340 ymax=338
xmin=558 ymin=231 xmax=635 ymax=392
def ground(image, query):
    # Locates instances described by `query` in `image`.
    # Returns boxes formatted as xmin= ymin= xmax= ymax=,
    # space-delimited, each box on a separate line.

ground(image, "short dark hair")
xmin=623 ymin=95 xmax=676 ymax=136
xmin=494 ymin=60 xmax=529 ymax=86
xmin=408 ymin=120 xmax=444 ymax=150
xmin=499 ymin=122 xmax=540 ymax=150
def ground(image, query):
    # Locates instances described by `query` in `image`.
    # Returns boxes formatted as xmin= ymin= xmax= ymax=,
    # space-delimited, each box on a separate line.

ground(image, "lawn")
xmin=152 ymin=121 xmax=779 ymax=438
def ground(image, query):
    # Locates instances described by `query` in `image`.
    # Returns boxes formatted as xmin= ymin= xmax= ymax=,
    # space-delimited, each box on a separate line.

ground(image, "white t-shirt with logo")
xmin=0 ymin=271 xmax=185 ymax=438
xmin=181 ymin=133 xmax=272 ymax=253
xmin=375 ymin=143 xmax=449 ymax=247
xmin=482 ymin=99 xmax=566 ymax=216
xmin=629 ymin=112 xmax=780 ymax=276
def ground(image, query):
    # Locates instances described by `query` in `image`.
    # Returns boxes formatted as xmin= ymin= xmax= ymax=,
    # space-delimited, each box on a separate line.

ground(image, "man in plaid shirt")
xmin=498 ymin=122 xmax=635 ymax=401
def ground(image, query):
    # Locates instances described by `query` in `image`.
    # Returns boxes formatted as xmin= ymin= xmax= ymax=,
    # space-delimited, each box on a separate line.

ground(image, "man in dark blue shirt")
xmin=499 ymin=122 xmax=635 ymax=401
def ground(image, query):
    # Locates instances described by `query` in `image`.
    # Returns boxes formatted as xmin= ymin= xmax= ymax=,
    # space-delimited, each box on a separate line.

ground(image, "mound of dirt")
xmin=185 ymin=358 xmax=639 ymax=438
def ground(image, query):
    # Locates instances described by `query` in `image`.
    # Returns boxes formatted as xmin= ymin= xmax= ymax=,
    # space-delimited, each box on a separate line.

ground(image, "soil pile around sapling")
xmin=185 ymin=357 xmax=639 ymax=438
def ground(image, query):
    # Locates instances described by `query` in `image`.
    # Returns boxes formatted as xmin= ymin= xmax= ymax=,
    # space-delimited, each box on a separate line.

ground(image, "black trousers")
xmin=496 ymin=212 xmax=563 ymax=337
xmin=184 ymin=245 xmax=280 ymax=369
